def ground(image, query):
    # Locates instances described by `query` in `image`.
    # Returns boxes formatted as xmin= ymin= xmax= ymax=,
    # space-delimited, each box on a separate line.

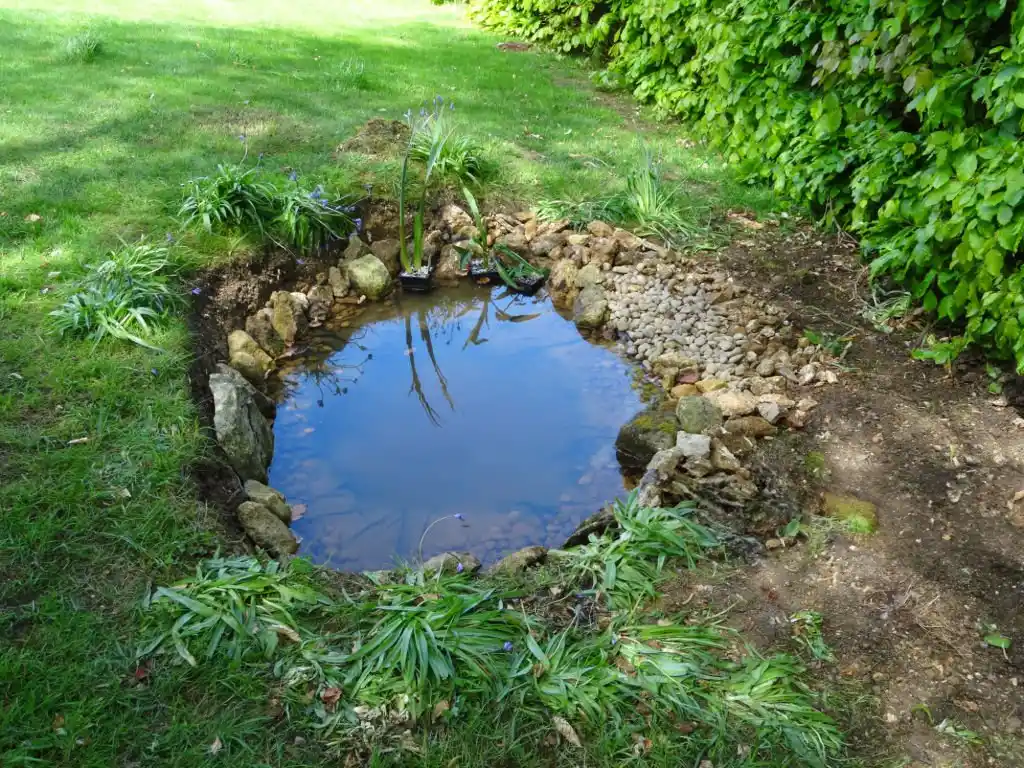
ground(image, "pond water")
xmin=268 ymin=284 xmax=643 ymax=571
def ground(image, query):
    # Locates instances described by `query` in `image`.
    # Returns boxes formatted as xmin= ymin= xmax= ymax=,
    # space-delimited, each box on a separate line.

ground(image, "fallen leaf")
xmin=209 ymin=736 xmax=222 ymax=755
xmin=676 ymin=722 xmax=696 ymax=734
xmin=432 ymin=699 xmax=450 ymax=719
xmin=274 ymin=625 xmax=300 ymax=643
xmin=24 ymin=213 xmax=42 ymax=223
xmin=552 ymin=716 xmax=581 ymax=747
xmin=320 ymin=686 xmax=342 ymax=712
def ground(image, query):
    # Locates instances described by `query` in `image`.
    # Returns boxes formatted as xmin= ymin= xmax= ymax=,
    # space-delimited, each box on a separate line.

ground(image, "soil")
xmin=657 ymin=222 xmax=1024 ymax=766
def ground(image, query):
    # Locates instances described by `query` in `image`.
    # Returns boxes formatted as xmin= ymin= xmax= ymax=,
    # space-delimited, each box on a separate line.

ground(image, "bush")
xmin=473 ymin=0 xmax=1024 ymax=369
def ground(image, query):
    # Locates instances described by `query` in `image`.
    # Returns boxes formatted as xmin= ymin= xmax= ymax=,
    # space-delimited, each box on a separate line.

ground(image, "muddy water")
xmin=268 ymin=284 xmax=642 ymax=571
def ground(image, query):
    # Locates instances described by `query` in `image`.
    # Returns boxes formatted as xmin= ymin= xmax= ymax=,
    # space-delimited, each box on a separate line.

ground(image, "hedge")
xmin=473 ymin=0 xmax=1024 ymax=368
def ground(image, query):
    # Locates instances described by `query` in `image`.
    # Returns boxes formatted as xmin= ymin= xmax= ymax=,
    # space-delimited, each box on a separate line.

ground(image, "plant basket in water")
xmin=468 ymin=259 xmax=502 ymax=286
xmin=510 ymin=272 xmax=548 ymax=296
xmin=399 ymin=267 xmax=434 ymax=293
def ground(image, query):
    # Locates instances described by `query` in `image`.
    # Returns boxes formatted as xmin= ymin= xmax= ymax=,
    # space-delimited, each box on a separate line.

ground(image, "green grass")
xmin=1 ymin=0 xmax=782 ymax=765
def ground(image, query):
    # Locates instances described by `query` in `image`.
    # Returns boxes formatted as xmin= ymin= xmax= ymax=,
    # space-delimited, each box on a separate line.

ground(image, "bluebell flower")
xmin=296 ymin=258 xmax=306 ymax=265
xmin=611 ymin=634 xmax=618 ymax=646
xmin=150 ymin=368 xmax=159 ymax=376
xmin=238 ymin=133 xmax=246 ymax=142
xmin=456 ymin=562 xmax=464 ymax=574
xmin=354 ymin=218 xmax=363 ymax=232
xmin=449 ymin=101 xmax=455 ymax=111
xmin=454 ymin=513 xmax=464 ymax=521
xmin=320 ymin=199 xmax=329 ymax=208
xmin=191 ymin=287 xmax=202 ymax=295
xmin=165 ymin=232 xmax=174 ymax=242
xmin=288 ymin=170 xmax=298 ymax=182
xmin=502 ymin=641 xmax=513 ymax=652
xmin=420 ymin=107 xmax=426 ymax=117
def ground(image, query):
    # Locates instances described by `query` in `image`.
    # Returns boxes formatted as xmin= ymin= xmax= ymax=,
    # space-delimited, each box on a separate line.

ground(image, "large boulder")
xmin=615 ymin=407 xmax=677 ymax=472
xmin=573 ymin=286 xmax=608 ymax=330
xmin=210 ymin=365 xmax=274 ymax=482
xmin=227 ymin=329 xmax=273 ymax=384
xmin=245 ymin=308 xmax=285 ymax=358
xmin=346 ymin=254 xmax=392 ymax=300
xmin=675 ymin=396 xmax=724 ymax=435
xmin=270 ymin=291 xmax=308 ymax=346
xmin=243 ymin=479 xmax=292 ymax=523
xmin=370 ymin=239 xmax=401 ymax=276
xmin=237 ymin=501 xmax=298 ymax=556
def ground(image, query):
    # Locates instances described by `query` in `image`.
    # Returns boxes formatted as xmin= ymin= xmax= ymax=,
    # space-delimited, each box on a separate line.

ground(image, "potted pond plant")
xmin=455 ymin=186 xmax=501 ymax=285
xmin=493 ymin=244 xmax=549 ymax=295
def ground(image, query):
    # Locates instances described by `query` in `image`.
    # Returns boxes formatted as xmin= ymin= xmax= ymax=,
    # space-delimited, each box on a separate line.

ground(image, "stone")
xmin=548 ymin=259 xmax=579 ymax=304
xmin=704 ymin=388 xmax=757 ymax=418
xmin=574 ymin=263 xmax=604 ymax=290
xmin=237 ymin=501 xmax=298 ymax=556
xmin=490 ymin=546 xmax=547 ymax=574
xmin=370 ymin=239 xmax=402 ymax=276
xmin=227 ymin=330 xmax=274 ymax=384
xmin=530 ymin=233 xmax=564 ymax=258
xmin=328 ymin=266 xmax=350 ymax=298
xmin=675 ymin=432 xmax=712 ymax=461
xmin=710 ymin=439 xmax=742 ymax=472
xmin=671 ymin=383 xmax=699 ymax=399
xmin=615 ymin=407 xmax=677 ymax=471
xmin=755 ymin=358 xmax=776 ymax=377
xmin=346 ymin=254 xmax=392 ymax=300
xmin=587 ymin=220 xmax=615 ymax=238
xmin=342 ymin=234 xmax=371 ymax=262
xmin=563 ymin=505 xmax=616 ymax=547
xmin=210 ymin=365 xmax=274 ymax=482
xmin=723 ymin=416 xmax=778 ymax=438
xmin=757 ymin=401 xmax=783 ymax=424
xmin=653 ymin=351 xmax=698 ymax=377
xmin=588 ymin=237 xmax=619 ymax=266
xmin=646 ymin=446 xmax=684 ymax=478
xmin=573 ymin=286 xmax=608 ymax=330
xmin=822 ymin=493 xmax=878 ymax=533
xmin=422 ymin=230 xmax=444 ymax=264
xmin=435 ymin=245 xmax=465 ymax=282
xmin=612 ymin=228 xmax=643 ymax=251
xmin=270 ymin=291 xmax=308 ymax=346
xmin=675 ymin=396 xmax=724 ymax=435
xmin=245 ymin=308 xmax=285 ymax=357
xmin=695 ymin=378 xmax=727 ymax=393
xmin=422 ymin=551 xmax=482 ymax=575
xmin=796 ymin=397 xmax=819 ymax=412
xmin=566 ymin=233 xmax=589 ymax=246
xmin=440 ymin=204 xmax=473 ymax=234
xmin=306 ymin=284 xmax=334 ymax=326
xmin=786 ymin=410 xmax=810 ymax=429
xmin=243 ymin=480 xmax=292 ymax=523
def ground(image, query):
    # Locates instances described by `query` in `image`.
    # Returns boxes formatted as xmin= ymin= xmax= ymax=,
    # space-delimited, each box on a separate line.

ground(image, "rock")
xmin=227 ymin=330 xmax=274 ymax=384
xmin=342 ymin=234 xmax=371 ymax=262
xmin=675 ymin=396 xmax=724 ymax=435
xmin=422 ymin=551 xmax=482 ymax=575
xmin=548 ymin=259 xmax=579 ymax=305
xmin=237 ymin=501 xmax=298 ymax=556
xmin=435 ymin=245 xmax=464 ymax=281
xmin=574 ymin=263 xmax=604 ymax=290
xmin=695 ymin=379 xmax=727 ymax=393
xmin=566 ymin=233 xmax=589 ymax=247
xmin=822 ymin=493 xmax=878 ymax=533
xmin=786 ymin=409 xmax=810 ymax=429
xmin=210 ymin=366 xmax=275 ymax=482
xmin=671 ymin=383 xmax=699 ymax=399
xmin=675 ymin=432 xmax=712 ymax=461
xmin=328 ymin=266 xmax=350 ymax=298
xmin=270 ymin=291 xmax=308 ymax=346
xmin=563 ymin=505 xmax=616 ymax=547
xmin=490 ymin=546 xmax=547 ymax=574
xmin=573 ymin=286 xmax=608 ymax=329
xmin=422 ymin=230 xmax=444 ymax=264
xmin=796 ymin=397 xmax=819 ymax=412
xmin=757 ymin=401 xmax=783 ymax=424
xmin=612 ymin=228 xmax=643 ymax=251
xmin=346 ymin=254 xmax=392 ymax=300
xmin=370 ymin=239 xmax=402 ymax=276
xmin=587 ymin=220 xmax=615 ymax=238
xmin=755 ymin=358 xmax=776 ymax=377
xmin=723 ymin=416 xmax=778 ymax=438
xmin=705 ymin=389 xmax=757 ymax=418
xmin=615 ymin=407 xmax=677 ymax=471
xmin=646 ymin=446 xmax=684 ymax=477
xmin=245 ymin=308 xmax=285 ymax=357
xmin=243 ymin=480 xmax=292 ymax=523
xmin=588 ymin=237 xmax=619 ymax=266
xmin=440 ymin=204 xmax=473 ymax=234
xmin=653 ymin=351 xmax=698 ymax=377
xmin=765 ymin=538 xmax=784 ymax=550
xmin=710 ymin=439 xmax=742 ymax=472
xmin=530 ymin=233 xmax=564 ymax=258
xmin=306 ymin=284 xmax=334 ymax=326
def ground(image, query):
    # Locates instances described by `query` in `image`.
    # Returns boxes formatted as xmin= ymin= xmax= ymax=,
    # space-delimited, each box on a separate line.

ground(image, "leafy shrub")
xmin=272 ymin=177 xmax=356 ymax=252
xmin=474 ymin=0 xmax=1024 ymax=369
xmin=50 ymin=241 xmax=181 ymax=349
xmin=59 ymin=31 xmax=103 ymax=63
xmin=179 ymin=163 xmax=276 ymax=233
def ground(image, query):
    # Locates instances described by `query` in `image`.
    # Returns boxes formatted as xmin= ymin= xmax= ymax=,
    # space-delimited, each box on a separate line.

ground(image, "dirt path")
xmin=659 ymin=224 xmax=1024 ymax=766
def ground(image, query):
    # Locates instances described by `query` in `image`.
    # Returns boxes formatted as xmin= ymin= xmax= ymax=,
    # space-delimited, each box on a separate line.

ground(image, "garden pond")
xmin=267 ymin=284 xmax=643 ymax=571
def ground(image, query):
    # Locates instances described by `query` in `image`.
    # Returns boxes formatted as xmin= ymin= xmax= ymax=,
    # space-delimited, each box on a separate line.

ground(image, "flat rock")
xmin=705 ymin=388 xmax=758 ymax=418
xmin=210 ymin=366 xmax=274 ymax=482
xmin=723 ymin=416 xmax=778 ymax=438
xmin=675 ymin=396 xmax=723 ymax=435
xmin=675 ymin=432 xmax=711 ymax=461
xmin=237 ymin=501 xmax=298 ymax=556
xmin=422 ymin=551 xmax=482 ymax=575
xmin=243 ymin=480 xmax=292 ymax=523
xmin=615 ymin=407 xmax=677 ymax=471
xmin=756 ymin=401 xmax=783 ymax=424
xmin=346 ymin=254 xmax=392 ymax=300
xmin=490 ymin=546 xmax=548 ymax=574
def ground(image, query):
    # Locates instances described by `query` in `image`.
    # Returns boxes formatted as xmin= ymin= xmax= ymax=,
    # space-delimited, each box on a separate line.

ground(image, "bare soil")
xmin=660 ymin=223 xmax=1024 ymax=766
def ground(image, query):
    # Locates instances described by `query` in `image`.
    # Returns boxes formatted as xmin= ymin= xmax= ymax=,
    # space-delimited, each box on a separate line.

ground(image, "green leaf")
xmin=985 ymin=249 xmax=1004 ymax=277
xmin=984 ymin=633 xmax=1011 ymax=649
xmin=955 ymin=153 xmax=977 ymax=181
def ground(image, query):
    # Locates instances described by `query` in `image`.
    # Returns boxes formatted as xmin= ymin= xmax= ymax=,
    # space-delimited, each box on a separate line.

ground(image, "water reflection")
xmin=268 ymin=284 xmax=643 ymax=571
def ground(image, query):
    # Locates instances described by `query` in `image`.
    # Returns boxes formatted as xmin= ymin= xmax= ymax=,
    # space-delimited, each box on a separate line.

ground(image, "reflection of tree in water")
xmin=275 ymin=330 xmax=372 ymax=407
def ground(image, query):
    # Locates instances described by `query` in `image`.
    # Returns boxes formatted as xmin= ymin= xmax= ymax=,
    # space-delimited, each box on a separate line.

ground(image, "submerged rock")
xmin=346 ymin=254 xmax=391 ymax=300
xmin=237 ymin=501 xmax=298 ymax=556
xmin=422 ymin=551 xmax=482 ymax=575
xmin=615 ymin=407 xmax=677 ymax=471
xmin=490 ymin=546 xmax=547 ymax=574
xmin=573 ymin=285 xmax=608 ymax=330
xmin=675 ymin=396 xmax=723 ymax=435
xmin=270 ymin=291 xmax=308 ymax=346
xmin=210 ymin=365 xmax=274 ymax=482
xmin=243 ymin=479 xmax=292 ymax=523
xmin=227 ymin=329 xmax=274 ymax=384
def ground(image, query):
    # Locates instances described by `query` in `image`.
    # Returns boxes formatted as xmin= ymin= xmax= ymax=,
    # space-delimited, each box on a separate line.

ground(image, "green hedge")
xmin=474 ymin=0 xmax=1024 ymax=367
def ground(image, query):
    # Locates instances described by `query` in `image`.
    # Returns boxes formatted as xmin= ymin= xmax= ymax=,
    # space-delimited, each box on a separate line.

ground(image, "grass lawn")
xmin=0 ymin=1 xmax=781 ymax=765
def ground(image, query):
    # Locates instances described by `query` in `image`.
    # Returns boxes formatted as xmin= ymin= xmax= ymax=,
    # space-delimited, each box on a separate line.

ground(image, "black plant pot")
xmin=468 ymin=260 xmax=502 ymax=286
xmin=510 ymin=273 xmax=548 ymax=296
xmin=399 ymin=267 xmax=434 ymax=293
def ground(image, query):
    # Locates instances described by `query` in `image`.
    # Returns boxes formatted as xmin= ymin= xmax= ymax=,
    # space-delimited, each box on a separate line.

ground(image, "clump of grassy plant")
xmin=50 ymin=240 xmax=181 ymax=349
xmin=59 ymin=31 xmax=103 ymax=63
xmin=272 ymin=175 xmax=356 ymax=252
xmin=407 ymin=97 xmax=487 ymax=186
xmin=790 ymin=610 xmax=834 ymax=662
xmin=179 ymin=162 xmax=276 ymax=233
xmin=492 ymin=244 xmax=548 ymax=290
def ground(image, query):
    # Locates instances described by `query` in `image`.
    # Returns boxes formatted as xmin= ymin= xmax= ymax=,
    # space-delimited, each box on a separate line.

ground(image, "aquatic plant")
xmin=492 ymin=244 xmax=548 ymax=292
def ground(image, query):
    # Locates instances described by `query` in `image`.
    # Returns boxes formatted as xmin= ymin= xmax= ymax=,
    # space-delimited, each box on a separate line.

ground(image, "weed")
xmin=179 ymin=162 xmax=276 ymax=234
xmin=790 ymin=610 xmax=834 ymax=662
xmin=272 ymin=177 xmax=355 ymax=252
xmin=804 ymin=328 xmax=853 ymax=358
xmin=49 ymin=241 xmax=181 ymax=349
xmin=861 ymin=287 xmax=911 ymax=334
xmin=935 ymin=717 xmax=983 ymax=745
xmin=59 ymin=31 xmax=103 ymax=63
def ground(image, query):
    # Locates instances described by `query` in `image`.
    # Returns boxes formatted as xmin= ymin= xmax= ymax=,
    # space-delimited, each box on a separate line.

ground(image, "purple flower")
xmin=289 ymin=170 xmax=298 ymax=182
xmin=419 ymin=107 xmax=426 ymax=117
xmin=354 ymin=218 xmax=363 ymax=232
xmin=150 ymin=368 xmax=159 ymax=376
xmin=191 ymin=287 xmax=202 ymax=295
xmin=454 ymin=513 xmax=464 ymax=521
xmin=502 ymin=641 xmax=513 ymax=652
xmin=296 ymin=258 xmax=306 ymax=265
xmin=611 ymin=634 xmax=618 ymax=646
xmin=238 ymin=133 xmax=246 ymax=142
xmin=449 ymin=101 xmax=455 ymax=111
xmin=165 ymin=232 xmax=174 ymax=242
xmin=456 ymin=562 xmax=464 ymax=574
xmin=320 ymin=199 xmax=329 ymax=208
